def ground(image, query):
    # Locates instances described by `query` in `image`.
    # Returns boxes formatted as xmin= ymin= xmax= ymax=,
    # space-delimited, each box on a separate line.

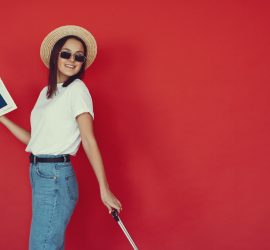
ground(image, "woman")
xmin=0 ymin=25 xmax=122 ymax=250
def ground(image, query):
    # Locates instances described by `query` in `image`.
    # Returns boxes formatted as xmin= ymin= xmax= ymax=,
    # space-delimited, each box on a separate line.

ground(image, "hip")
xmin=29 ymin=155 xmax=79 ymax=202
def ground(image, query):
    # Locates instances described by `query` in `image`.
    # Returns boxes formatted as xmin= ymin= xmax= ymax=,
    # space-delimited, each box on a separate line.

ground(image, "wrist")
xmin=99 ymin=182 xmax=110 ymax=192
xmin=0 ymin=115 xmax=6 ymax=123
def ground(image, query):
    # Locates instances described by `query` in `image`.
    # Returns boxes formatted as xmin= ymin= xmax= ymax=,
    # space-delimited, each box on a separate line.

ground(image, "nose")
xmin=68 ymin=55 xmax=75 ymax=63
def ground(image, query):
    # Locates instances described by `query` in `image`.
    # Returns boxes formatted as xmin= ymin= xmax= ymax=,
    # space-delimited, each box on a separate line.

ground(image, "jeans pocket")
xmin=65 ymin=174 xmax=79 ymax=201
xmin=35 ymin=164 xmax=57 ymax=180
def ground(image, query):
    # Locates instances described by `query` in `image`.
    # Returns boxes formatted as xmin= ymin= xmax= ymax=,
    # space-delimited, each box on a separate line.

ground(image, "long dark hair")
xmin=46 ymin=35 xmax=87 ymax=99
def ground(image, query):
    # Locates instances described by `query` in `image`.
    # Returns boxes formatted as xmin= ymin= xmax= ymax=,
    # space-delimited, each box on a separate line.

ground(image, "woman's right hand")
xmin=0 ymin=115 xmax=6 ymax=123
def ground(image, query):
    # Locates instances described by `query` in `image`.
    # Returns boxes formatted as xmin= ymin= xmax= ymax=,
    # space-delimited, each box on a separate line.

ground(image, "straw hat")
xmin=40 ymin=25 xmax=97 ymax=69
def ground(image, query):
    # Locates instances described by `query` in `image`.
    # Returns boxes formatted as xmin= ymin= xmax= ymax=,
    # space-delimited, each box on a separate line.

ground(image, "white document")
xmin=0 ymin=78 xmax=17 ymax=116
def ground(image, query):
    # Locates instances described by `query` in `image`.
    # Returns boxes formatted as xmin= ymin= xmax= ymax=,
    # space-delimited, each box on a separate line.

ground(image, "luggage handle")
xmin=111 ymin=209 xmax=139 ymax=250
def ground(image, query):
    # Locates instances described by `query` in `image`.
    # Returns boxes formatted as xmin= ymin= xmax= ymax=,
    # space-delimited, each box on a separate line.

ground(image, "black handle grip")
xmin=111 ymin=209 xmax=119 ymax=222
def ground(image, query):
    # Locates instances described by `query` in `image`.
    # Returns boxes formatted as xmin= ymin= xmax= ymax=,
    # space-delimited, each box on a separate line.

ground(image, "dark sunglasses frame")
xmin=59 ymin=51 xmax=87 ymax=63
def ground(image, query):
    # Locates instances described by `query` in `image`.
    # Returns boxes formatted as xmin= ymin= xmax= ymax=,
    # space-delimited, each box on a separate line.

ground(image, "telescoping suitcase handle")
xmin=111 ymin=209 xmax=139 ymax=250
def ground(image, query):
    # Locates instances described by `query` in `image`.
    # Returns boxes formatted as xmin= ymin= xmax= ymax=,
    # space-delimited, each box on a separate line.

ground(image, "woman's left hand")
xmin=100 ymin=187 xmax=122 ymax=214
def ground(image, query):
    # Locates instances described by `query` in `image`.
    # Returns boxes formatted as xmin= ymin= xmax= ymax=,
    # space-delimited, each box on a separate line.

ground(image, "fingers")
xmin=100 ymin=190 xmax=122 ymax=214
xmin=116 ymin=199 xmax=123 ymax=212
xmin=106 ymin=200 xmax=122 ymax=214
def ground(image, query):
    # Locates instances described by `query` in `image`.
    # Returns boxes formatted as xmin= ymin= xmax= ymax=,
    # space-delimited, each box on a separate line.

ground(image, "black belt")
xmin=30 ymin=153 xmax=70 ymax=163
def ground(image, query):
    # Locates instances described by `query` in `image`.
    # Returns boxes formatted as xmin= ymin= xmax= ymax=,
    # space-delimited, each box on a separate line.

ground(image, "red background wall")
xmin=0 ymin=1 xmax=270 ymax=249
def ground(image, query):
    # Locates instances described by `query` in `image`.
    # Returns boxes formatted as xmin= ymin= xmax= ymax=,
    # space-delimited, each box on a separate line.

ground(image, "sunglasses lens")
xmin=75 ymin=54 xmax=86 ymax=63
xmin=59 ymin=51 xmax=86 ymax=63
xmin=60 ymin=51 xmax=71 ymax=59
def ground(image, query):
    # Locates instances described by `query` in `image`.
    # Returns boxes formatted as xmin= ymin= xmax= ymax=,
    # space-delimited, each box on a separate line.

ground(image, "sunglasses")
xmin=59 ymin=51 xmax=87 ymax=63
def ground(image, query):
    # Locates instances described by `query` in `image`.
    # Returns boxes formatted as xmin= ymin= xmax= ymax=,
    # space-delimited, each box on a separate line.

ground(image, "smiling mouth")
xmin=65 ymin=64 xmax=75 ymax=69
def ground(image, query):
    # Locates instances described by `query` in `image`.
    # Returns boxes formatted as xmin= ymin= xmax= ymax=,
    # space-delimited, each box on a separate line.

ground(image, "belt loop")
xmin=33 ymin=155 xmax=37 ymax=164
xmin=63 ymin=155 xmax=67 ymax=163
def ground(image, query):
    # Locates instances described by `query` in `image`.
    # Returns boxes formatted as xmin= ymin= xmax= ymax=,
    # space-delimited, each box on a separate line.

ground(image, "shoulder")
xmin=70 ymin=79 xmax=92 ymax=94
xmin=41 ymin=86 xmax=47 ymax=92
xmin=38 ymin=86 xmax=48 ymax=98
xmin=71 ymin=78 xmax=88 ymax=89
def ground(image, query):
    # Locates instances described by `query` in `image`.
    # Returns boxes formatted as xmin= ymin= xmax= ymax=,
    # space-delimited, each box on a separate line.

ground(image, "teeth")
xmin=65 ymin=64 xmax=75 ymax=68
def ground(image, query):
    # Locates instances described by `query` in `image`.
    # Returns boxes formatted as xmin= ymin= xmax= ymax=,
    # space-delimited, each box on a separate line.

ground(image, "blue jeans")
xmin=29 ymin=154 xmax=79 ymax=250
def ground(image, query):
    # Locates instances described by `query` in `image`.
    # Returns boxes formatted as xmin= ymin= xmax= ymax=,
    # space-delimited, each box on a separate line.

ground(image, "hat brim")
xmin=40 ymin=25 xmax=97 ymax=69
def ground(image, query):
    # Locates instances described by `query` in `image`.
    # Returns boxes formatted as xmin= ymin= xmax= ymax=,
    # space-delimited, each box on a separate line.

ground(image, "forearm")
xmin=0 ymin=116 xmax=31 ymax=145
xmin=82 ymin=137 xmax=109 ymax=191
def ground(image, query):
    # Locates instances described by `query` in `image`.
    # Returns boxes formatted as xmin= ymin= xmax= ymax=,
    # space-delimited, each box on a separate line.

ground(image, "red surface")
xmin=1 ymin=1 xmax=270 ymax=249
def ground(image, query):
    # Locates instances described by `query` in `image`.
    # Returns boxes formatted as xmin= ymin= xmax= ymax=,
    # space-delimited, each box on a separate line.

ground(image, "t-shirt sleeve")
xmin=70 ymin=83 xmax=94 ymax=120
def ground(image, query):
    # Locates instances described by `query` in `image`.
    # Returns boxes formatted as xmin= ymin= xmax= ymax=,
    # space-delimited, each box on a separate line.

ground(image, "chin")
xmin=66 ymin=72 xmax=77 ymax=77
xmin=61 ymin=70 xmax=79 ymax=78
xmin=58 ymin=66 xmax=81 ymax=79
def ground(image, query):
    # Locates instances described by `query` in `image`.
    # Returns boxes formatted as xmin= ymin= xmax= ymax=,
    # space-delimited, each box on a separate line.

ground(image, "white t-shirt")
xmin=25 ymin=78 xmax=94 ymax=156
